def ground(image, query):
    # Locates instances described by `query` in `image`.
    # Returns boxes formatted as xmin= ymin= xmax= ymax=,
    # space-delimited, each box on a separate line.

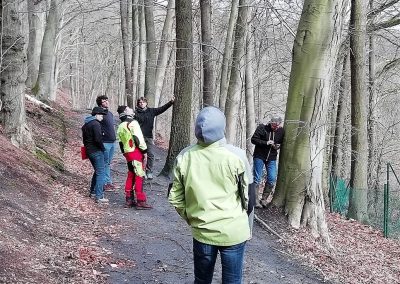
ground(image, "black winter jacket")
xmin=251 ymin=123 xmax=284 ymax=161
xmin=100 ymin=110 xmax=116 ymax=143
xmin=135 ymin=101 xmax=173 ymax=138
xmin=82 ymin=117 xmax=105 ymax=155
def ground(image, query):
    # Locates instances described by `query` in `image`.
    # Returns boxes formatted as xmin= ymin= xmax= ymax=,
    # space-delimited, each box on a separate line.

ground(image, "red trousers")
xmin=124 ymin=149 xmax=147 ymax=202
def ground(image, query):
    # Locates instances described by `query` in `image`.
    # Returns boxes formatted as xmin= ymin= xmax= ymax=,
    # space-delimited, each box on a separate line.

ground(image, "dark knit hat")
xmin=91 ymin=106 xmax=107 ymax=116
xmin=117 ymin=105 xmax=127 ymax=115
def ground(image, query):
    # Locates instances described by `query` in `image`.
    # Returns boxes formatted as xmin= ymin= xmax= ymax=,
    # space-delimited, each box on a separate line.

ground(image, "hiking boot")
xmin=124 ymin=197 xmax=136 ymax=208
xmin=96 ymin=198 xmax=109 ymax=204
xmin=104 ymin=184 xmax=117 ymax=192
xmin=136 ymin=201 xmax=152 ymax=210
xmin=146 ymin=171 xmax=154 ymax=180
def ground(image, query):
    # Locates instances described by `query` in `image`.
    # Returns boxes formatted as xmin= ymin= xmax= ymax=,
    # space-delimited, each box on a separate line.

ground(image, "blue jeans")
xmin=88 ymin=151 xmax=105 ymax=199
xmin=253 ymin=158 xmax=277 ymax=187
xmin=103 ymin=142 xmax=115 ymax=185
xmin=193 ymin=239 xmax=246 ymax=284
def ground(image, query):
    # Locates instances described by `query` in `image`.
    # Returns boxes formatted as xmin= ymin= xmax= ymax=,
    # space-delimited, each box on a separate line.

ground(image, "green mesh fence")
xmin=329 ymin=176 xmax=349 ymax=215
xmin=330 ymin=165 xmax=400 ymax=239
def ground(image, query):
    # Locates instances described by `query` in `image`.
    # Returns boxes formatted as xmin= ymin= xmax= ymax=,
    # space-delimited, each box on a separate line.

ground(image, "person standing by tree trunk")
xmin=251 ymin=115 xmax=284 ymax=208
xmin=135 ymin=96 xmax=174 ymax=179
xmin=96 ymin=95 xmax=117 ymax=191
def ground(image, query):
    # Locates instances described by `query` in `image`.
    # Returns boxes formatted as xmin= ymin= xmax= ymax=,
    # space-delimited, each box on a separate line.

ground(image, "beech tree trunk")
xmin=161 ymin=0 xmax=193 ymax=176
xmin=120 ymin=0 xmax=134 ymax=106
xmin=225 ymin=0 xmax=248 ymax=145
xmin=0 ymin=0 xmax=34 ymax=149
xmin=144 ymin=0 xmax=156 ymax=107
xmin=347 ymin=0 xmax=369 ymax=223
xmin=26 ymin=0 xmax=45 ymax=88
xmin=245 ymin=16 xmax=256 ymax=161
xmin=219 ymin=0 xmax=239 ymax=111
xmin=137 ymin=0 xmax=146 ymax=99
xmin=154 ymin=0 xmax=175 ymax=107
xmin=34 ymin=0 xmax=58 ymax=102
xmin=200 ymin=0 xmax=214 ymax=107
xmin=131 ymin=0 xmax=139 ymax=106
xmin=273 ymin=0 xmax=346 ymax=243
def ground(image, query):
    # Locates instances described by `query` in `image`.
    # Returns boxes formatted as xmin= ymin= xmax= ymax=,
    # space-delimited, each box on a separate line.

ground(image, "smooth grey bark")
xmin=155 ymin=0 xmax=175 ymax=107
xmin=144 ymin=0 xmax=156 ymax=107
xmin=26 ymin=0 xmax=45 ymax=88
xmin=0 ymin=0 xmax=34 ymax=149
xmin=34 ymin=0 xmax=58 ymax=101
xmin=161 ymin=0 xmax=193 ymax=176
xmin=245 ymin=17 xmax=256 ymax=161
xmin=219 ymin=0 xmax=239 ymax=111
xmin=120 ymin=0 xmax=134 ymax=107
xmin=137 ymin=0 xmax=146 ymax=99
xmin=347 ymin=0 xmax=369 ymax=223
xmin=273 ymin=1 xmax=346 ymax=243
xmin=131 ymin=0 xmax=139 ymax=106
xmin=225 ymin=0 xmax=249 ymax=144
xmin=200 ymin=0 xmax=214 ymax=107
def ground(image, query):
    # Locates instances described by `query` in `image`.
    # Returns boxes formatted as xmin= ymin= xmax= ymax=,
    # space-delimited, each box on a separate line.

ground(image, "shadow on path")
xmin=101 ymin=146 xmax=327 ymax=284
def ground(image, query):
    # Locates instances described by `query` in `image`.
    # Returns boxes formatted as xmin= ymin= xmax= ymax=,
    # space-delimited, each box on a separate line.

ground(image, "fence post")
xmin=384 ymin=163 xmax=390 ymax=238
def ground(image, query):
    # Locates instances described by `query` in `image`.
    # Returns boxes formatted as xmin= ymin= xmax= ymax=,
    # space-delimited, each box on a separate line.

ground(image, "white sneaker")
xmin=96 ymin=198 xmax=109 ymax=203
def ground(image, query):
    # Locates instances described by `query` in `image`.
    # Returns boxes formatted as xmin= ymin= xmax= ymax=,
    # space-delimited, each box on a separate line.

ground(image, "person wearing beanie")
xmin=135 ymin=96 xmax=175 ymax=179
xmin=81 ymin=107 xmax=109 ymax=204
xmin=251 ymin=114 xmax=284 ymax=208
xmin=116 ymin=105 xmax=152 ymax=209
xmin=96 ymin=95 xmax=117 ymax=192
xmin=168 ymin=106 xmax=253 ymax=283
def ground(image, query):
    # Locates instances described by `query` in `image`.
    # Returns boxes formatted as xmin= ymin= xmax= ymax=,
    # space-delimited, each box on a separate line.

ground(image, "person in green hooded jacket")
xmin=168 ymin=106 xmax=254 ymax=284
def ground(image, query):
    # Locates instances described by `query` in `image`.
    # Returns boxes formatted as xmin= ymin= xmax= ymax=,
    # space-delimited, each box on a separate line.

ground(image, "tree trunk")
xmin=331 ymin=51 xmax=350 ymax=180
xmin=347 ymin=0 xmax=369 ymax=223
xmin=245 ymin=16 xmax=256 ymax=161
xmin=200 ymin=0 xmax=214 ymax=107
xmin=26 ymin=0 xmax=45 ymax=88
xmin=131 ymin=0 xmax=139 ymax=106
xmin=144 ymin=0 xmax=156 ymax=107
xmin=367 ymin=0 xmax=378 ymax=209
xmin=155 ymin=0 xmax=175 ymax=107
xmin=137 ymin=0 xmax=146 ymax=99
xmin=161 ymin=0 xmax=193 ymax=176
xmin=0 ymin=0 xmax=34 ymax=149
xmin=120 ymin=0 xmax=134 ymax=106
xmin=273 ymin=0 xmax=346 ymax=243
xmin=219 ymin=0 xmax=239 ymax=111
xmin=225 ymin=0 xmax=248 ymax=145
xmin=34 ymin=0 xmax=58 ymax=102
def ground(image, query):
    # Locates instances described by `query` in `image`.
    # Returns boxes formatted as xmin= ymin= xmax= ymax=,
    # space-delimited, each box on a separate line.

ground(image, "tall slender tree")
xmin=144 ymin=0 xmax=156 ymax=107
xmin=161 ymin=0 xmax=193 ymax=175
xmin=347 ymin=0 xmax=369 ymax=223
xmin=224 ymin=0 xmax=249 ymax=144
xmin=120 ymin=0 xmax=133 ymax=106
xmin=34 ymin=0 xmax=59 ymax=101
xmin=200 ymin=0 xmax=214 ymax=107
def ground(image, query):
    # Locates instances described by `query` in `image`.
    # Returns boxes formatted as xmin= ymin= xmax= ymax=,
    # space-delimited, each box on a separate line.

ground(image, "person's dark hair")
xmin=117 ymin=105 xmax=127 ymax=114
xmin=136 ymin=97 xmax=147 ymax=106
xmin=96 ymin=95 xmax=109 ymax=106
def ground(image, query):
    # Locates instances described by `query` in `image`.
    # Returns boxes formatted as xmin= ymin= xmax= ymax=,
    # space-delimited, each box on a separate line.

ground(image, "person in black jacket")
xmin=135 ymin=96 xmax=174 ymax=179
xmin=251 ymin=115 xmax=284 ymax=208
xmin=82 ymin=107 xmax=109 ymax=204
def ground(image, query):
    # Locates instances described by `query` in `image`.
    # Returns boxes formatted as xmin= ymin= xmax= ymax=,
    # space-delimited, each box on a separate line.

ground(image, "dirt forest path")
xmin=100 ymin=144 xmax=327 ymax=284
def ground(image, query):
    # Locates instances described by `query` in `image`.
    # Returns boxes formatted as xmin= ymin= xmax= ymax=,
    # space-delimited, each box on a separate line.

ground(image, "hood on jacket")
xmin=195 ymin=106 xmax=225 ymax=144
xmin=84 ymin=115 xmax=97 ymax=124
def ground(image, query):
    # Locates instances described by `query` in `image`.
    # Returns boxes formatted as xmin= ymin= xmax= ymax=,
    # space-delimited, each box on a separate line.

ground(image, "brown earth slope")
xmin=0 ymin=92 xmax=109 ymax=283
